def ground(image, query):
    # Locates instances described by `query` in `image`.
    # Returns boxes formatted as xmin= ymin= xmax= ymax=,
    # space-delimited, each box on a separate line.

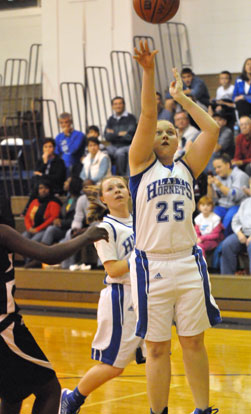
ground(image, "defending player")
xmin=0 ymin=220 xmax=108 ymax=414
xmin=128 ymin=40 xmax=221 ymax=414
xmin=59 ymin=176 xmax=145 ymax=414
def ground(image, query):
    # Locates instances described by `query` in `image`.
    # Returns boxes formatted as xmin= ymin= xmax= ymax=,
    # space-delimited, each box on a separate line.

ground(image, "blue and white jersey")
xmin=129 ymin=158 xmax=197 ymax=254
xmin=95 ymin=214 xmax=134 ymax=285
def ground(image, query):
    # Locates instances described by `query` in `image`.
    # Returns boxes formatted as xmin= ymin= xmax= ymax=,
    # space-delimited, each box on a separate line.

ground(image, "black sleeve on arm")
xmin=0 ymin=224 xmax=94 ymax=264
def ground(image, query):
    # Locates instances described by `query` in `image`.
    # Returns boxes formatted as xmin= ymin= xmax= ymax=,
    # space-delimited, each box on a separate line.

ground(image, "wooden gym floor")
xmin=17 ymin=303 xmax=251 ymax=414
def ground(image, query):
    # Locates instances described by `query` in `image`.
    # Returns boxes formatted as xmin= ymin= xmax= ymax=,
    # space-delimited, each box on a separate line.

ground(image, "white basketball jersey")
xmin=95 ymin=214 xmax=134 ymax=285
xmin=129 ymin=158 xmax=197 ymax=254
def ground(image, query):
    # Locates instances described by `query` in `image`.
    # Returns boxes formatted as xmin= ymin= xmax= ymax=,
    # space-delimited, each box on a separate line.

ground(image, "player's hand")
xmin=169 ymin=68 xmax=184 ymax=100
xmin=133 ymin=40 xmax=158 ymax=70
xmin=84 ymin=225 xmax=109 ymax=243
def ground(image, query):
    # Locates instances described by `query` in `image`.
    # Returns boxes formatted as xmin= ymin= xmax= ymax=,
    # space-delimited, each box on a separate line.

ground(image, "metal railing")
xmin=158 ymin=22 xmax=192 ymax=75
xmin=85 ymin=66 xmax=112 ymax=137
xmin=0 ymin=113 xmax=43 ymax=197
xmin=3 ymin=58 xmax=28 ymax=118
xmin=110 ymin=50 xmax=141 ymax=118
xmin=60 ymin=82 xmax=86 ymax=132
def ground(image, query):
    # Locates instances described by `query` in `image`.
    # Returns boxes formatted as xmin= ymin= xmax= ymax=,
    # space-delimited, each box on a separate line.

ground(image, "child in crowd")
xmin=209 ymin=71 xmax=235 ymax=123
xmin=194 ymin=196 xmax=224 ymax=257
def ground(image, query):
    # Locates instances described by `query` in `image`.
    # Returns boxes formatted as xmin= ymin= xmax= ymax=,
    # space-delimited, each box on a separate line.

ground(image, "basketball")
xmin=133 ymin=0 xmax=180 ymax=24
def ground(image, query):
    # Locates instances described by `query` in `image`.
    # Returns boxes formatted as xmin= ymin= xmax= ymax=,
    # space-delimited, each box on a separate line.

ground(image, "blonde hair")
xmin=87 ymin=176 xmax=129 ymax=224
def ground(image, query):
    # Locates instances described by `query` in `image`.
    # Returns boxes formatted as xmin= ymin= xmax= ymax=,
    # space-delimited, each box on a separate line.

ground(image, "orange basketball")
xmin=133 ymin=0 xmax=180 ymax=24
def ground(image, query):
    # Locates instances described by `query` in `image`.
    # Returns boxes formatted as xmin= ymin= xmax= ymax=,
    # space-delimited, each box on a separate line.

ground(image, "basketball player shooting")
xmin=128 ymin=40 xmax=221 ymax=414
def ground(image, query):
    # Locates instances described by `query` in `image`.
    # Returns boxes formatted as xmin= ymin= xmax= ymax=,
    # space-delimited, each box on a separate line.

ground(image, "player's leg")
xmin=60 ymin=363 xmax=124 ymax=414
xmin=32 ymin=376 xmax=61 ymax=414
xmin=78 ymin=363 xmax=123 ymax=395
xmin=145 ymin=340 xmax=171 ymax=414
xmin=175 ymin=247 xmax=220 ymax=413
xmin=0 ymin=400 xmax=22 ymax=414
xmin=179 ymin=333 xmax=209 ymax=411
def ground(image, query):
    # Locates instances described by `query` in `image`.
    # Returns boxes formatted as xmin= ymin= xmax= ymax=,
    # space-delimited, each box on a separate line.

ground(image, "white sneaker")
xmin=79 ymin=264 xmax=91 ymax=271
xmin=69 ymin=264 xmax=81 ymax=271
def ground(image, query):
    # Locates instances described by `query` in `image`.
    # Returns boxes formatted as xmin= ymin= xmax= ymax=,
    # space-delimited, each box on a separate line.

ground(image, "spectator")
xmin=86 ymin=125 xmax=100 ymax=139
xmin=55 ymin=112 xmax=86 ymax=175
xmin=104 ymin=96 xmax=137 ymax=176
xmin=232 ymin=115 xmax=251 ymax=176
xmin=156 ymin=91 xmax=174 ymax=123
xmin=59 ymin=180 xmax=101 ymax=270
xmin=40 ymin=176 xmax=83 ymax=247
xmin=232 ymin=58 xmax=251 ymax=118
xmin=211 ymin=112 xmax=235 ymax=158
xmin=209 ymin=71 xmax=236 ymax=128
xmin=174 ymin=110 xmax=200 ymax=158
xmin=207 ymin=153 xmax=249 ymax=236
xmin=32 ymin=138 xmax=66 ymax=194
xmin=210 ymin=71 xmax=235 ymax=111
xmin=165 ymin=67 xmax=210 ymax=112
xmin=22 ymin=181 xmax=61 ymax=265
xmin=221 ymin=195 xmax=251 ymax=275
xmin=194 ymin=196 xmax=224 ymax=257
xmin=79 ymin=137 xmax=111 ymax=184
xmin=205 ymin=111 xmax=235 ymax=174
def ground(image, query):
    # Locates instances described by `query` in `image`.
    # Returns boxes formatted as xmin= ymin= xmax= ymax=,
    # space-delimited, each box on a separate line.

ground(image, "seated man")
xmin=174 ymin=110 xmax=200 ymax=158
xmin=165 ymin=67 xmax=210 ymax=112
xmin=55 ymin=112 xmax=86 ymax=175
xmin=79 ymin=137 xmax=111 ymax=184
xmin=207 ymin=153 xmax=249 ymax=236
xmin=232 ymin=116 xmax=251 ymax=176
xmin=104 ymin=96 xmax=137 ymax=176
xmin=221 ymin=194 xmax=251 ymax=275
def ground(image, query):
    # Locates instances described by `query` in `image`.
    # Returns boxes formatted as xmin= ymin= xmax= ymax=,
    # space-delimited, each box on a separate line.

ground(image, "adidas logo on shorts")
xmin=154 ymin=272 xmax=163 ymax=280
xmin=128 ymin=305 xmax=134 ymax=311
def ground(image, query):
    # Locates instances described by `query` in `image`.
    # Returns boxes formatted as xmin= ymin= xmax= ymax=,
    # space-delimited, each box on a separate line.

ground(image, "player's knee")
xmin=146 ymin=340 xmax=170 ymax=359
xmin=179 ymin=334 xmax=204 ymax=352
xmin=112 ymin=367 xmax=124 ymax=378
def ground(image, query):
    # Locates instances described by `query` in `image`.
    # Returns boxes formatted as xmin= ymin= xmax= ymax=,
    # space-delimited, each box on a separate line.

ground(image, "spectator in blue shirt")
xmin=55 ymin=112 xmax=86 ymax=175
xmin=232 ymin=58 xmax=251 ymax=118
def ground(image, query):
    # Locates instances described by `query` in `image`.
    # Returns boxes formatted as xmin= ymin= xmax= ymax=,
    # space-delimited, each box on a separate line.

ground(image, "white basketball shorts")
xmin=130 ymin=245 xmax=221 ymax=342
xmin=91 ymin=283 xmax=144 ymax=368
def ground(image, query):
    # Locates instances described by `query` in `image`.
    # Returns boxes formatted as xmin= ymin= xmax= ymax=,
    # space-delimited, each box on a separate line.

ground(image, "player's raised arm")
xmin=170 ymin=68 xmax=220 ymax=178
xmin=129 ymin=40 xmax=158 ymax=176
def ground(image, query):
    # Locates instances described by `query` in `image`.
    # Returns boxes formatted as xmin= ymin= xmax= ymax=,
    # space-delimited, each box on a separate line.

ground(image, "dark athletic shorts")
xmin=0 ymin=313 xmax=56 ymax=403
